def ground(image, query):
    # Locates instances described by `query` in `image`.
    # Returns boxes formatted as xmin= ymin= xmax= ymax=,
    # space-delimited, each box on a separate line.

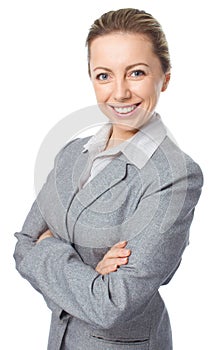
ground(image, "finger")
xmin=105 ymin=246 xmax=131 ymax=259
xmin=43 ymin=229 xmax=52 ymax=235
xmin=101 ymin=256 xmax=129 ymax=275
xmin=98 ymin=257 xmax=129 ymax=273
xmin=116 ymin=257 xmax=129 ymax=266
xmin=113 ymin=240 xmax=127 ymax=247
xmin=37 ymin=234 xmax=50 ymax=243
xmin=37 ymin=230 xmax=53 ymax=243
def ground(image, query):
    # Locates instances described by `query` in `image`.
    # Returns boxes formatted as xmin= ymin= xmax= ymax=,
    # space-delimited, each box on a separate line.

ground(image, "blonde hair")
xmin=86 ymin=8 xmax=171 ymax=75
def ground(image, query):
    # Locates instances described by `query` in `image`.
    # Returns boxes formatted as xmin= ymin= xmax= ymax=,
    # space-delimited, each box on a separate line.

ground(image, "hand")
xmin=37 ymin=229 xmax=54 ymax=244
xmin=95 ymin=241 xmax=131 ymax=275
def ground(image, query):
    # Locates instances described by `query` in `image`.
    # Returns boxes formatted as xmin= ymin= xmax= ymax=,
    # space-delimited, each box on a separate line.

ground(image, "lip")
xmin=108 ymin=102 xmax=141 ymax=118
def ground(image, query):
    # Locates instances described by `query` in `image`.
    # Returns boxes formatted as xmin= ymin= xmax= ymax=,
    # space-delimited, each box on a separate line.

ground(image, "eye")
xmin=130 ymin=70 xmax=145 ymax=78
xmin=96 ymin=73 xmax=109 ymax=81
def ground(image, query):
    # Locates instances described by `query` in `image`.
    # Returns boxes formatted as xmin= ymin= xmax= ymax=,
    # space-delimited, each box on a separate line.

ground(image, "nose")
xmin=113 ymin=78 xmax=131 ymax=102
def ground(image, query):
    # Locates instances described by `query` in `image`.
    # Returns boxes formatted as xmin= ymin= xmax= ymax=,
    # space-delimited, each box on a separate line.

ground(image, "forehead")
xmin=89 ymin=32 xmax=157 ymax=67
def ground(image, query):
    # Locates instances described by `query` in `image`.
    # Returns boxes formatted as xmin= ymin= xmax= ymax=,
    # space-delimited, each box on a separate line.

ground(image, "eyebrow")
xmin=93 ymin=63 xmax=150 ymax=72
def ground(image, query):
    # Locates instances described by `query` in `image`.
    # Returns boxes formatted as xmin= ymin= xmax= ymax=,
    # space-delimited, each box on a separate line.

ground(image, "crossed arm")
xmin=37 ymin=229 xmax=131 ymax=275
xmin=14 ymin=157 xmax=203 ymax=330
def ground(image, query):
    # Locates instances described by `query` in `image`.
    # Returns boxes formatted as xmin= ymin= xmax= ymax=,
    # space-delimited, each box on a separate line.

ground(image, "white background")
xmin=0 ymin=0 xmax=220 ymax=349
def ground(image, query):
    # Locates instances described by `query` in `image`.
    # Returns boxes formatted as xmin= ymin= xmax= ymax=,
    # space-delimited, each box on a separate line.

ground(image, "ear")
xmin=161 ymin=71 xmax=171 ymax=92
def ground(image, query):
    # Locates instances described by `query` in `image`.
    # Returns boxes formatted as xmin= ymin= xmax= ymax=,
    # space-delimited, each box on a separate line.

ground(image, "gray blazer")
xmin=13 ymin=134 xmax=203 ymax=350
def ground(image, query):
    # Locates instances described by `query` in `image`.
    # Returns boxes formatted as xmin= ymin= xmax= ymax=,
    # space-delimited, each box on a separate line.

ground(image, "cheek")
xmin=132 ymin=81 xmax=156 ymax=100
xmin=93 ymin=83 xmax=111 ymax=101
xmin=145 ymin=81 xmax=163 ymax=100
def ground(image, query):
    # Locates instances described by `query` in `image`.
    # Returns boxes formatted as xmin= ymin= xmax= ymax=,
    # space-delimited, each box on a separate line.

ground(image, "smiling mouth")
xmin=110 ymin=103 xmax=141 ymax=115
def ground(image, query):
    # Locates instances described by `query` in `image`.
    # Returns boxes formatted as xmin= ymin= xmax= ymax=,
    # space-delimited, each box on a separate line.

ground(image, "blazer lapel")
xmin=66 ymin=151 xmax=129 ymax=240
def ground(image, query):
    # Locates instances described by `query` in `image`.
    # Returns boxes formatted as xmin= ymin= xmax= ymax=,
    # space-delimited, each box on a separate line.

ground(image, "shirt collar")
xmin=82 ymin=112 xmax=167 ymax=169
xmin=82 ymin=121 xmax=113 ymax=154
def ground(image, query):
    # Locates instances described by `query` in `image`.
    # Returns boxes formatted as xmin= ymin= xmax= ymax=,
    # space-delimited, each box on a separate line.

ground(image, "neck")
xmin=111 ymin=124 xmax=138 ymax=140
xmin=104 ymin=125 xmax=138 ymax=150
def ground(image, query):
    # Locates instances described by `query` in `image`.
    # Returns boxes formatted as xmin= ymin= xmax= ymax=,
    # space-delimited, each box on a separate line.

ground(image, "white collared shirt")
xmin=79 ymin=112 xmax=167 ymax=189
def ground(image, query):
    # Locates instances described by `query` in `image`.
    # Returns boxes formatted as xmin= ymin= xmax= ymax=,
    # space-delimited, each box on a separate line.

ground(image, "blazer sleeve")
xmin=13 ymin=144 xmax=72 ymax=313
xmin=15 ymin=153 xmax=204 ymax=330
xmin=13 ymin=137 xmax=80 ymax=266
xmin=13 ymin=199 xmax=61 ymax=312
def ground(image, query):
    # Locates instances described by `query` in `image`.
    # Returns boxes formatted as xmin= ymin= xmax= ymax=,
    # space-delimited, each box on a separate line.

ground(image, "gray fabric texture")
xmin=13 ymin=116 xmax=203 ymax=350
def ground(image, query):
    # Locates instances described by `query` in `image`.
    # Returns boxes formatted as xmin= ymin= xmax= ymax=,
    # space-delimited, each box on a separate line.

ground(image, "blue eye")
xmin=131 ymin=70 xmax=145 ymax=77
xmin=96 ymin=73 xmax=109 ymax=81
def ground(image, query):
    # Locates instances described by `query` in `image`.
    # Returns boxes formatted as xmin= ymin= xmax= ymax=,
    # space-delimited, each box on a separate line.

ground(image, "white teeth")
xmin=113 ymin=105 xmax=137 ymax=114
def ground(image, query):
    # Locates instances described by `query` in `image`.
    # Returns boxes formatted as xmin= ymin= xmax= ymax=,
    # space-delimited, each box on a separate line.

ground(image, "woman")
xmin=13 ymin=8 xmax=203 ymax=350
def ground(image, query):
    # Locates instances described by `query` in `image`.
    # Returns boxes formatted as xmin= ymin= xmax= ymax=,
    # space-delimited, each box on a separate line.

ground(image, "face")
xmin=89 ymin=32 xmax=170 ymax=139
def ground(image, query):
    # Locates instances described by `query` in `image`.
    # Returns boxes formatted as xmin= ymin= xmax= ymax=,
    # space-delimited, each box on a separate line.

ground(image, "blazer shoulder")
xmin=54 ymin=135 xmax=92 ymax=163
xmin=62 ymin=135 xmax=91 ymax=153
xmin=153 ymin=136 xmax=204 ymax=187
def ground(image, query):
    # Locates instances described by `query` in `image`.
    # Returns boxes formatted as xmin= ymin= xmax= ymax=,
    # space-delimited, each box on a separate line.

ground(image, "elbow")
xmin=91 ymin=293 xmax=150 ymax=330
xmin=13 ymin=245 xmax=22 ymax=269
xmin=93 ymin=274 xmax=157 ymax=330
